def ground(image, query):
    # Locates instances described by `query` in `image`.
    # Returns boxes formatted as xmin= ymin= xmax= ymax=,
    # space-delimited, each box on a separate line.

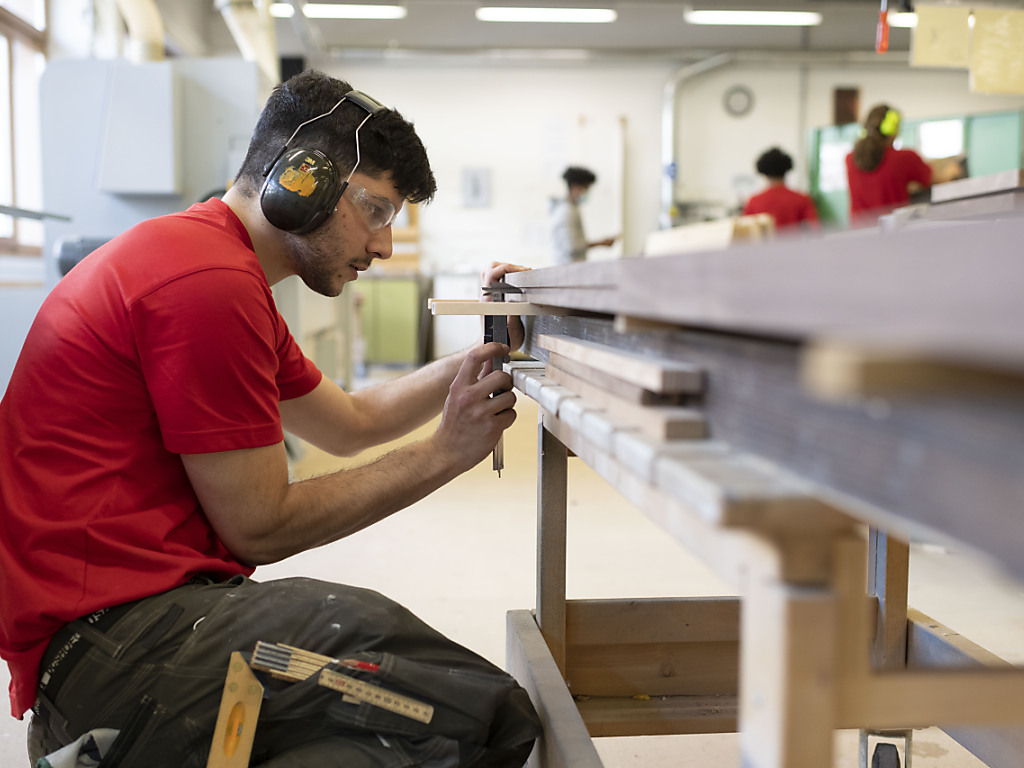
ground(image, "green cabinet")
xmin=355 ymin=276 xmax=425 ymax=366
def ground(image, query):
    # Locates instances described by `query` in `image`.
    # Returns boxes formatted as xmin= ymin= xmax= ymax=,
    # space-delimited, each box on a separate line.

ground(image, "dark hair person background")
xmin=550 ymin=165 xmax=617 ymax=265
xmin=1 ymin=70 xmax=539 ymax=767
xmin=845 ymin=104 xmax=932 ymax=226
xmin=742 ymin=147 xmax=818 ymax=231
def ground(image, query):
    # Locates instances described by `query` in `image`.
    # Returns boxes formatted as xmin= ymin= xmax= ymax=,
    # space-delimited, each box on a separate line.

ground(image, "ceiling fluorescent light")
xmin=289 ymin=3 xmax=408 ymax=19
xmin=888 ymin=12 xmax=917 ymax=28
xmin=684 ymin=9 xmax=822 ymax=26
xmin=476 ymin=7 xmax=617 ymax=23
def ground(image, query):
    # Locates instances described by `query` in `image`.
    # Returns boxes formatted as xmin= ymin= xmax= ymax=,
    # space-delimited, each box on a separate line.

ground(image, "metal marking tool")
xmin=482 ymin=281 xmax=522 ymax=478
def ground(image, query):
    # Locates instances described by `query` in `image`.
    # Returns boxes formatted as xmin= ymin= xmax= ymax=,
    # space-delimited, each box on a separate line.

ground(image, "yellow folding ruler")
xmin=250 ymin=641 xmax=434 ymax=724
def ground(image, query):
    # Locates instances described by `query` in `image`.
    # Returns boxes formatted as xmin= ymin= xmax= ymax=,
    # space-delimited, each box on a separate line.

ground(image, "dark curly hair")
xmin=562 ymin=166 xmax=597 ymax=188
xmin=234 ymin=70 xmax=436 ymax=204
xmin=755 ymin=147 xmax=793 ymax=179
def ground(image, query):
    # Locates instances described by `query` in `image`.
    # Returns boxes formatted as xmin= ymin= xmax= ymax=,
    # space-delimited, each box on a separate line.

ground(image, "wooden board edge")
xmin=576 ymin=694 xmax=738 ymax=737
xmin=907 ymin=608 xmax=1024 ymax=768
xmin=507 ymin=610 xmax=605 ymax=768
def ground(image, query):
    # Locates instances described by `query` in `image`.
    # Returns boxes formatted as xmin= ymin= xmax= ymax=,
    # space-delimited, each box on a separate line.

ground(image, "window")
xmin=0 ymin=1 xmax=46 ymax=254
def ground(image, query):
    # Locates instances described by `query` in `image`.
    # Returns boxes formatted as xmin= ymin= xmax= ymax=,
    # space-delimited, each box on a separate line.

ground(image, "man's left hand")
xmin=481 ymin=261 xmax=530 ymax=352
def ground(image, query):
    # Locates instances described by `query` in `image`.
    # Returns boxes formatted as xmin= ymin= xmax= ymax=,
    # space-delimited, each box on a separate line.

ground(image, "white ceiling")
xmin=262 ymin=0 xmax=919 ymax=62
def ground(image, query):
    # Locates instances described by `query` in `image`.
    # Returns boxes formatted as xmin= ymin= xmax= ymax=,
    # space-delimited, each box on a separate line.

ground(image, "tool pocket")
xmin=254 ymin=650 xmax=540 ymax=767
xmin=95 ymin=694 xmax=213 ymax=768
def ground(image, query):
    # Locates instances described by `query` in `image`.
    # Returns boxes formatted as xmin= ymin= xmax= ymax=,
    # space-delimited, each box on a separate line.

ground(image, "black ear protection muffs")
xmin=260 ymin=89 xmax=388 ymax=235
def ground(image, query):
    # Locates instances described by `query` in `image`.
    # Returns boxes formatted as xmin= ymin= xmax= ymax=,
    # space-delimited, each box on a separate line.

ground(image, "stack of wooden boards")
xmin=537 ymin=334 xmax=706 ymax=441
xmin=512 ymin=334 xmax=834 ymax=537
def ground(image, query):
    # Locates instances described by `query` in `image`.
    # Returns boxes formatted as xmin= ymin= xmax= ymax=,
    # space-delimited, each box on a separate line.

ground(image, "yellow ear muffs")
xmin=879 ymin=109 xmax=901 ymax=137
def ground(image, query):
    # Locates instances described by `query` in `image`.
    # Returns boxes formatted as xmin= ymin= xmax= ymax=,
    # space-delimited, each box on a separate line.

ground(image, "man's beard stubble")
xmin=283 ymin=230 xmax=342 ymax=298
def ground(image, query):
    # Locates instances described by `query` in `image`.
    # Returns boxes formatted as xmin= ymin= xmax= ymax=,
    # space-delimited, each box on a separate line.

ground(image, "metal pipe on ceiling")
xmin=114 ymin=0 xmax=165 ymax=62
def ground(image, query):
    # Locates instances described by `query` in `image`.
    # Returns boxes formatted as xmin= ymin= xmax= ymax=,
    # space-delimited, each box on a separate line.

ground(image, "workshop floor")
xmin=3 ymin=369 xmax=1023 ymax=767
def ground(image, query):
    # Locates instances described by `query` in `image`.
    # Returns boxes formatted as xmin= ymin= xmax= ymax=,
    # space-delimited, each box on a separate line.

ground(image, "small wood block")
xmin=537 ymin=381 xmax=575 ymax=417
xmin=538 ymin=334 xmax=704 ymax=394
xmin=579 ymin=409 xmax=635 ymax=455
xmin=507 ymin=359 xmax=547 ymax=372
xmin=546 ymin=364 xmax=706 ymax=441
xmin=613 ymin=433 xmax=730 ymax=484
xmin=512 ymin=368 xmax=546 ymax=399
xmin=653 ymin=452 xmax=835 ymax=531
xmin=559 ymin=395 xmax=603 ymax=433
xmin=612 ymin=315 xmax=682 ymax=335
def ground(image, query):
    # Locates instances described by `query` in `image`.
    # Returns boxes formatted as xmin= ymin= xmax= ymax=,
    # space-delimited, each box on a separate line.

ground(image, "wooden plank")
xmin=546 ymin=364 xmax=706 ymax=441
xmin=508 ymin=217 xmax=1024 ymax=375
xmin=547 ymin=351 xmax=691 ymax=406
xmin=538 ymin=334 xmax=704 ymax=393
xmin=566 ymin=641 xmax=737 ymax=698
xmin=802 ymin=340 xmax=1024 ymax=400
xmin=839 ymin=668 xmax=1024 ymax=729
xmin=563 ymin=601 xmax=740 ymax=699
xmin=575 ymin=694 xmax=737 ymax=737
xmin=907 ymin=608 xmax=1024 ymax=768
xmin=740 ymin=579 xmax=839 ymax=768
xmin=506 ymin=610 xmax=604 ymax=768
xmin=565 ymin=597 xmax=740 ymax=645
xmin=428 ymin=299 xmax=567 ymax=316
xmin=930 ymin=169 xmax=1024 ymax=203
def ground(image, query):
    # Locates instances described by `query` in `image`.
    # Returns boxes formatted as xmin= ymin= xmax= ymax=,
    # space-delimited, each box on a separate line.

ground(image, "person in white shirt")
xmin=550 ymin=166 xmax=616 ymax=265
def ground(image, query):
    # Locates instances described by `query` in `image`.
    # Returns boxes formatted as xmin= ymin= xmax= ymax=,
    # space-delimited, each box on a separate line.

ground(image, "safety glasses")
xmin=343 ymin=182 xmax=399 ymax=233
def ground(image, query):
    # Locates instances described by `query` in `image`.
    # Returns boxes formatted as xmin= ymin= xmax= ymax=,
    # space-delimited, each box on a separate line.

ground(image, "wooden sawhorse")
xmin=506 ymin=366 xmax=1024 ymax=768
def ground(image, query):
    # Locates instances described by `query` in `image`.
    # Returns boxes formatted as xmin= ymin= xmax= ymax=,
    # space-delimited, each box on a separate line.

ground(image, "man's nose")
xmin=368 ymin=227 xmax=393 ymax=260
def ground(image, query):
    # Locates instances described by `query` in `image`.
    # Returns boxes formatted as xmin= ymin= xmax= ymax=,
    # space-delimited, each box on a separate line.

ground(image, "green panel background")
xmin=808 ymin=109 xmax=1023 ymax=227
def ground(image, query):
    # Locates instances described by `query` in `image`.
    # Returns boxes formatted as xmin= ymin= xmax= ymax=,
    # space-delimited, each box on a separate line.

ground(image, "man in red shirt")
xmin=846 ymin=104 xmax=932 ymax=226
xmin=742 ymin=147 xmax=818 ymax=231
xmin=1 ymin=70 xmax=539 ymax=767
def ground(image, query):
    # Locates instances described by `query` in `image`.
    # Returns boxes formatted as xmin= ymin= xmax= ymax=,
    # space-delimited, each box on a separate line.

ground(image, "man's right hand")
xmin=432 ymin=342 xmax=517 ymax=472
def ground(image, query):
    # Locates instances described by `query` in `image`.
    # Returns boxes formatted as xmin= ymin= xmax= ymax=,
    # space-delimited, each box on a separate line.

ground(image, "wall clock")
xmin=723 ymin=85 xmax=754 ymax=117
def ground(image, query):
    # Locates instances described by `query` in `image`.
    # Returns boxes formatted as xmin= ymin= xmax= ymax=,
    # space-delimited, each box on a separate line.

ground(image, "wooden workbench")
xmin=500 ymin=214 xmax=1024 ymax=768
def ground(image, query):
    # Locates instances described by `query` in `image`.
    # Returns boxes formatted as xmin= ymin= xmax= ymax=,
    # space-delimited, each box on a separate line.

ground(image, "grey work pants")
xmin=28 ymin=576 xmax=540 ymax=768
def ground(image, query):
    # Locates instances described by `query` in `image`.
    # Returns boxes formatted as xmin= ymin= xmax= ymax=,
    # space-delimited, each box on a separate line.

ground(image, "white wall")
xmin=306 ymin=55 xmax=1024 ymax=274
xmin=312 ymin=60 xmax=673 ymax=271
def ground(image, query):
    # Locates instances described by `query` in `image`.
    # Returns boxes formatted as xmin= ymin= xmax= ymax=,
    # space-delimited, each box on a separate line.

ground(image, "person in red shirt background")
xmin=742 ymin=147 xmax=818 ymax=232
xmin=845 ymin=103 xmax=932 ymax=226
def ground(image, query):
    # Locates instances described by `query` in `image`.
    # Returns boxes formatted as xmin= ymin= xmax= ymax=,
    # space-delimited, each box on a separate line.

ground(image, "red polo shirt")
xmin=0 ymin=199 xmax=322 ymax=716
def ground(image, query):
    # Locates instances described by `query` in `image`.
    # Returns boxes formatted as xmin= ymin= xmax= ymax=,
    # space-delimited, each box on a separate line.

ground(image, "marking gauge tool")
xmin=483 ymin=281 xmax=520 ymax=477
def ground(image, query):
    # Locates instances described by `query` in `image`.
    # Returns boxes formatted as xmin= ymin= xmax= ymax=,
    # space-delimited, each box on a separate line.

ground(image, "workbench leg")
xmin=537 ymin=416 xmax=569 ymax=675
xmin=861 ymin=528 xmax=913 ymax=768
xmin=739 ymin=575 xmax=838 ymax=768
xmin=868 ymin=528 xmax=910 ymax=669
